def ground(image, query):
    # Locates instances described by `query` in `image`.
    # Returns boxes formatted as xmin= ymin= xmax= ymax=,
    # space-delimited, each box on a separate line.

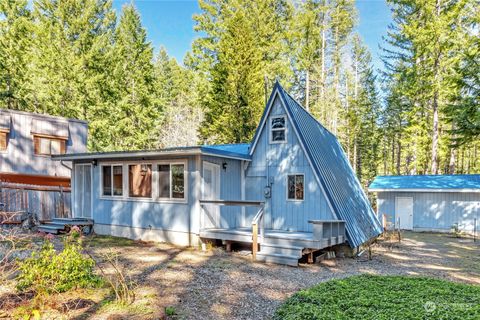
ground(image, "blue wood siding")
xmin=246 ymin=96 xmax=335 ymax=232
xmin=0 ymin=109 xmax=87 ymax=177
xmin=377 ymin=191 xmax=480 ymax=231
xmin=90 ymin=157 xmax=200 ymax=234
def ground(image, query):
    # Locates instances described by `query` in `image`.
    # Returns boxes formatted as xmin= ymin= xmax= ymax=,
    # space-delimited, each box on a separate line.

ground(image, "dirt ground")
xmin=1 ymin=231 xmax=479 ymax=319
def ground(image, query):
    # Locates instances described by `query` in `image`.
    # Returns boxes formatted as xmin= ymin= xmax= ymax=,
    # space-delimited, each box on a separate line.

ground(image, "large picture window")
xmin=158 ymin=163 xmax=185 ymax=200
xmin=287 ymin=174 xmax=304 ymax=201
xmin=270 ymin=116 xmax=286 ymax=143
xmin=129 ymin=164 xmax=152 ymax=198
xmin=102 ymin=165 xmax=123 ymax=196
xmin=33 ymin=136 xmax=66 ymax=155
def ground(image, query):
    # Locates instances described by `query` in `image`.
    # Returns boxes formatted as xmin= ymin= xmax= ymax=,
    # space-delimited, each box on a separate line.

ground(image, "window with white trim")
xmin=158 ymin=163 xmax=185 ymax=200
xmin=128 ymin=164 xmax=152 ymax=198
xmin=287 ymin=174 xmax=304 ymax=200
xmin=102 ymin=165 xmax=123 ymax=196
xmin=270 ymin=116 xmax=286 ymax=143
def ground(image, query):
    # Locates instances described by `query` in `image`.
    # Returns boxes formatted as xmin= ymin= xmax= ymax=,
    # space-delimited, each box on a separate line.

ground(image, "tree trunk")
xmin=305 ymin=70 xmax=310 ymax=111
xmin=430 ymin=0 xmax=442 ymax=175
xmin=448 ymin=148 xmax=455 ymax=174
xmin=396 ymin=135 xmax=401 ymax=175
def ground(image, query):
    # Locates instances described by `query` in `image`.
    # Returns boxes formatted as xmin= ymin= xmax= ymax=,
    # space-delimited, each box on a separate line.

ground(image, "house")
xmin=0 ymin=109 xmax=88 ymax=220
xmin=53 ymin=82 xmax=382 ymax=266
xmin=369 ymin=175 xmax=480 ymax=233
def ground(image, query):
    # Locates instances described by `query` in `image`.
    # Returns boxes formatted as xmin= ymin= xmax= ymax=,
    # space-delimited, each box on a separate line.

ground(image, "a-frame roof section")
xmin=250 ymin=81 xmax=382 ymax=248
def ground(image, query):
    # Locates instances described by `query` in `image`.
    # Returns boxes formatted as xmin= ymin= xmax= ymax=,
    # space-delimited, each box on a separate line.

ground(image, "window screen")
xmin=102 ymin=166 xmax=112 ymax=196
xmin=158 ymin=164 xmax=170 ymax=198
xmin=129 ymin=164 xmax=152 ymax=198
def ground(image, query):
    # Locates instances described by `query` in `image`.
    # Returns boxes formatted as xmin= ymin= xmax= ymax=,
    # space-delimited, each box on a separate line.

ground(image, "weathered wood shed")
xmin=369 ymin=175 xmax=480 ymax=234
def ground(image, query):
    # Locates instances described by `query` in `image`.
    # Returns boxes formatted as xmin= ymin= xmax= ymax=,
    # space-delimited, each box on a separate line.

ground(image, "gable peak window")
xmin=270 ymin=116 xmax=286 ymax=143
xmin=287 ymin=174 xmax=304 ymax=201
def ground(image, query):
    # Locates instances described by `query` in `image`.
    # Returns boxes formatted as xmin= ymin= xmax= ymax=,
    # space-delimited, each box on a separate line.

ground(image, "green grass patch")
xmin=85 ymin=235 xmax=138 ymax=248
xmin=274 ymin=275 xmax=480 ymax=320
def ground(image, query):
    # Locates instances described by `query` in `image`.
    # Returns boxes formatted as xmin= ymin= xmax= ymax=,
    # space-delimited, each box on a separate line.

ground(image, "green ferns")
xmin=274 ymin=275 xmax=480 ymax=320
xmin=16 ymin=231 xmax=101 ymax=294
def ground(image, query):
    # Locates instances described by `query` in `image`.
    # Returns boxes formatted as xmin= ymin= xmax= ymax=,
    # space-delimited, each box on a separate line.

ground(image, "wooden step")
xmin=260 ymin=243 xmax=304 ymax=257
xmin=38 ymin=225 xmax=62 ymax=234
xmin=255 ymin=252 xmax=299 ymax=267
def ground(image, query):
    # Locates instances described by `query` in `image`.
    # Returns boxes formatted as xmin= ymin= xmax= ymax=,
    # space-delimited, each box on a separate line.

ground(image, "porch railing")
xmin=199 ymin=199 xmax=265 ymax=260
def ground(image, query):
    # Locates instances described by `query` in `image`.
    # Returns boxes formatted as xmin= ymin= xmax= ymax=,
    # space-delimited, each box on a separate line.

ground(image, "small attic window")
xmin=270 ymin=116 xmax=286 ymax=143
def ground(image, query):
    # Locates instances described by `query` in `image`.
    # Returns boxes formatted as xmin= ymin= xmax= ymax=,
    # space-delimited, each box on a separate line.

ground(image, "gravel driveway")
xmin=84 ymin=231 xmax=480 ymax=319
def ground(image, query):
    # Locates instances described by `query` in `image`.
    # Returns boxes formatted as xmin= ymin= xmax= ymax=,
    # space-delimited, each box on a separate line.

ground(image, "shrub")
xmin=16 ymin=229 xmax=101 ymax=294
xmin=274 ymin=275 xmax=480 ymax=320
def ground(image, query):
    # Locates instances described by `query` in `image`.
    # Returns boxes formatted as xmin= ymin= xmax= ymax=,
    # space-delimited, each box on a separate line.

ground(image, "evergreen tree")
xmin=155 ymin=48 xmax=203 ymax=148
xmin=192 ymin=0 xmax=293 ymax=143
xmin=108 ymin=4 xmax=159 ymax=150
xmin=0 ymin=0 xmax=32 ymax=110
xmin=199 ymin=8 xmax=264 ymax=143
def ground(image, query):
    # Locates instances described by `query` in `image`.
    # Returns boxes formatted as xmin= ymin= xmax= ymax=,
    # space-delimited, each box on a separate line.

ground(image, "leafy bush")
xmin=274 ymin=275 xmax=480 ymax=320
xmin=16 ymin=229 xmax=101 ymax=294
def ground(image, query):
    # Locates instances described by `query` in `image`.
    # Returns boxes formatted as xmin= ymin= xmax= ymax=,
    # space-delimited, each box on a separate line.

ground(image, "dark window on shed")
xmin=33 ymin=136 xmax=66 ymax=155
xmin=0 ymin=132 xmax=7 ymax=151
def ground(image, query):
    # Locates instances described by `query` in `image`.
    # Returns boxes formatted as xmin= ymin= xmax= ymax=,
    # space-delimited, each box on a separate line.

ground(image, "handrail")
xmin=199 ymin=199 xmax=264 ymax=260
xmin=200 ymin=199 xmax=264 ymax=206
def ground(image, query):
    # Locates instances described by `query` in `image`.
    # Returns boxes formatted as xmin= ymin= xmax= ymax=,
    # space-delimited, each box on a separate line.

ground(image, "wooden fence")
xmin=0 ymin=182 xmax=71 ymax=222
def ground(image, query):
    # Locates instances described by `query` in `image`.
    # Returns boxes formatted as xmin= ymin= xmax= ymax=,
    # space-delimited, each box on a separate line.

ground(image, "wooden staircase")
xmin=38 ymin=218 xmax=93 ymax=235
xmin=256 ymin=242 xmax=304 ymax=266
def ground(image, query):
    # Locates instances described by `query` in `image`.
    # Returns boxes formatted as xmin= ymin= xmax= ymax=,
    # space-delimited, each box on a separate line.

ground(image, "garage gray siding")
xmin=377 ymin=191 xmax=480 ymax=232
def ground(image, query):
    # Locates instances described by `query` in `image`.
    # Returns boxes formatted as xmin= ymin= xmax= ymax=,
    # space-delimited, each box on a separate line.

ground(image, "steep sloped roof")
xmin=369 ymin=174 xmax=480 ymax=192
xmin=251 ymin=82 xmax=382 ymax=247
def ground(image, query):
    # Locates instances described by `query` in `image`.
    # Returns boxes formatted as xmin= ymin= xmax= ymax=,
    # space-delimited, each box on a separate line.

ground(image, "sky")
xmin=112 ymin=0 xmax=393 ymax=71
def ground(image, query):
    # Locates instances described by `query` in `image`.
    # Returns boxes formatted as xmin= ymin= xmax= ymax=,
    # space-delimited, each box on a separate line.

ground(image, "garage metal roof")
xmin=369 ymin=175 xmax=480 ymax=192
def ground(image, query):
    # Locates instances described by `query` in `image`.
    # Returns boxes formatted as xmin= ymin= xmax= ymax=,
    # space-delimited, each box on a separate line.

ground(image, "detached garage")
xmin=369 ymin=175 xmax=480 ymax=234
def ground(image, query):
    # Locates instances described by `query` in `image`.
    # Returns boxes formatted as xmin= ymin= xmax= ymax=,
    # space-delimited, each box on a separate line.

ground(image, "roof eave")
xmin=53 ymin=148 xmax=252 ymax=162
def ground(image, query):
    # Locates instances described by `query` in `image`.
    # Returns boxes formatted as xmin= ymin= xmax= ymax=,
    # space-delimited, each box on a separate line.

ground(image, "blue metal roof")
xmin=252 ymin=82 xmax=382 ymax=248
xmin=201 ymin=143 xmax=251 ymax=160
xmin=369 ymin=175 xmax=480 ymax=191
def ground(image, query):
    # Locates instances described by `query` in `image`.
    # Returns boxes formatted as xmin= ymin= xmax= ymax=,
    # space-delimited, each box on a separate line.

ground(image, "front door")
xmin=74 ymin=164 xmax=92 ymax=219
xmin=395 ymin=197 xmax=413 ymax=230
xmin=202 ymin=162 xmax=221 ymax=228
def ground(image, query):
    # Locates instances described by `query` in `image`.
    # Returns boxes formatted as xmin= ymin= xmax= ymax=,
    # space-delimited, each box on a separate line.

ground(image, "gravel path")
xmin=1 ymin=231 xmax=478 ymax=319
xmin=86 ymin=231 xmax=480 ymax=319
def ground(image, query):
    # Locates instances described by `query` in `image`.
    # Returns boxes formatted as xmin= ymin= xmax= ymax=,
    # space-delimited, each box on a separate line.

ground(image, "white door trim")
xmin=74 ymin=163 xmax=93 ymax=219
xmin=395 ymin=196 xmax=413 ymax=230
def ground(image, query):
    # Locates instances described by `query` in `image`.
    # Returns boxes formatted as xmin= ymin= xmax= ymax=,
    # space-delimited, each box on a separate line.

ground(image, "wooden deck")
xmin=200 ymin=227 xmax=345 ymax=250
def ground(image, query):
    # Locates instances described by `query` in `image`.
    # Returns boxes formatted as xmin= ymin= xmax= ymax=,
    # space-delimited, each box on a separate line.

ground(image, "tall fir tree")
xmin=108 ymin=4 xmax=159 ymax=150
xmin=0 ymin=0 xmax=32 ymax=110
xmin=155 ymin=48 xmax=203 ymax=148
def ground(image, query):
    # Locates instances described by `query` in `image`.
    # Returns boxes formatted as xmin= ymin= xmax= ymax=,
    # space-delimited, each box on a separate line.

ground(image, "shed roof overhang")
xmin=52 ymin=146 xmax=252 ymax=162
xmin=369 ymin=188 xmax=480 ymax=193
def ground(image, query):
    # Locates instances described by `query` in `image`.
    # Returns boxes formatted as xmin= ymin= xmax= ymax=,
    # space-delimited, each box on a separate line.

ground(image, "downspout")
xmin=60 ymin=160 xmax=72 ymax=172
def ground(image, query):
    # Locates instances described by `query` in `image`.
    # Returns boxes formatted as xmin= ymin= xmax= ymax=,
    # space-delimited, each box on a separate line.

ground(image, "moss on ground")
xmin=274 ymin=274 xmax=480 ymax=320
